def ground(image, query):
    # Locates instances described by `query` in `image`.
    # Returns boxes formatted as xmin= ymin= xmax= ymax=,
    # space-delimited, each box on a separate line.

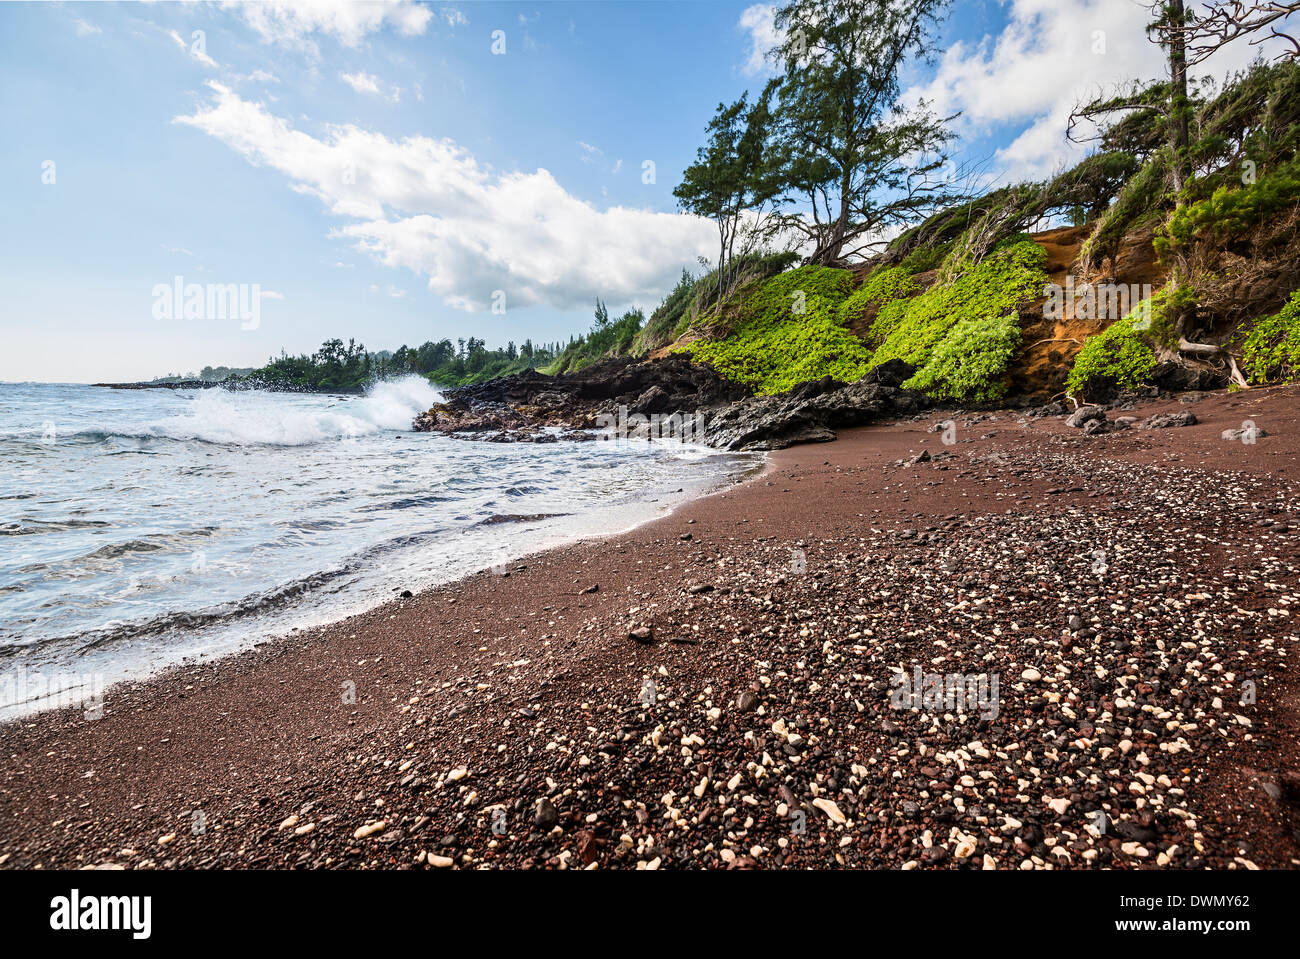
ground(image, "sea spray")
xmin=145 ymin=376 xmax=441 ymax=446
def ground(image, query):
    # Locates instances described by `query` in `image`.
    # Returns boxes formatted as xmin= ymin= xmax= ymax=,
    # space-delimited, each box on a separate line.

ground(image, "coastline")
xmin=0 ymin=428 xmax=761 ymax=722
xmin=2 ymin=384 xmax=1298 ymax=870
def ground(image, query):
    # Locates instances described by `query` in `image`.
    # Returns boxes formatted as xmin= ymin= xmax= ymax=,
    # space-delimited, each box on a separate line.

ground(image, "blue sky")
xmin=1 ymin=0 xmax=1284 ymax=382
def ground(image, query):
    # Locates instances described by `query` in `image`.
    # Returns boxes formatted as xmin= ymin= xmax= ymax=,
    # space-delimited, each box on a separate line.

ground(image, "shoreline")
xmin=2 ymin=384 xmax=1298 ymax=869
xmin=0 ymin=433 xmax=762 ymax=723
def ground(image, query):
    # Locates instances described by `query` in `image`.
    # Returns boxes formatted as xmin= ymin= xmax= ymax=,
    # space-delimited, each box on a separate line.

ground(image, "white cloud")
xmin=71 ymin=17 xmax=102 ymax=37
xmin=223 ymin=0 xmax=433 ymax=51
xmin=175 ymin=83 xmax=715 ymax=313
xmin=441 ymin=7 xmax=468 ymax=29
xmin=236 ymin=69 xmax=281 ymax=85
xmin=902 ymin=0 xmax=1299 ymax=183
xmin=341 ymin=70 xmax=400 ymax=101
xmin=168 ymin=28 xmax=220 ymax=69
xmin=738 ymin=4 xmax=779 ymax=77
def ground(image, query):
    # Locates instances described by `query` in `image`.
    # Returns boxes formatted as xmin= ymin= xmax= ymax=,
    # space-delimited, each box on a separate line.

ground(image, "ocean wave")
xmin=37 ymin=377 xmax=442 ymax=448
xmin=4 ymin=525 xmax=451 ymax=656
xmin=154 ymin=376 xmax=440 ymax=446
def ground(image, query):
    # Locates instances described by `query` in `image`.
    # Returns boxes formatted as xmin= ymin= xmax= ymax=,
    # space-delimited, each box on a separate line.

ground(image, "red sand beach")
xmin=2 ymin=385 xmax=1298 ymax=870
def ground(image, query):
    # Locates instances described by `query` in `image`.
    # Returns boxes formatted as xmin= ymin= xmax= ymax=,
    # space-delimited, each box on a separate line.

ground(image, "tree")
xmin=1148 ymin=1 xmax=1196 ymax=197
xmin=1180 ymin=1 xmax=1300 ymax=62
xmin=674 ymin=91 xmax=780 ymax=299
xmin=764 ymin=0 xmax=958 ymax=265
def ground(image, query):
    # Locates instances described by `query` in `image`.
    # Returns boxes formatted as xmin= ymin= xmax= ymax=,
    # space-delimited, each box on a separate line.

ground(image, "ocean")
xmin=0 ymin=379 xmax=752 ymax=718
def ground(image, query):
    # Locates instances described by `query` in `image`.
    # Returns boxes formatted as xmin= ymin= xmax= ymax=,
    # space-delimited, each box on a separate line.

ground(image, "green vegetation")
xmin=235 ymin=336 xmax=568 ymax=391
xmin=1064 ymin=286 xmax=1203 ymax=397
xmin=249 ymin=338 xmax=374 ymax=391
xmin=869 ymin=239 xmax=1047 ymax=373
xmin=1154 ymin=155 xmax=1300 ymax=260
xmin=543 ymin=302 xmax=645 ymax=375
xmin=632 ymin=252 xmax=800 ymax=355
xmin=904 ymin=313 xmax=1022 ymax=402
xmin=1065 ymin=305 xmax=1161 ymax=396
xmin=149 ymin=365 xmax=254 ymax=383
xmin=835 ymin=266 xmax=918 ymax=337
xmin=1238 ymin=289 xmax=1300 ymax=384
xmin=681 ymin=239 xmax=1047 ymax=403
xmin=683 ymin=265 xmax=872 ymax=394
xmin=410 ymin=338 xmax=564 ymax=387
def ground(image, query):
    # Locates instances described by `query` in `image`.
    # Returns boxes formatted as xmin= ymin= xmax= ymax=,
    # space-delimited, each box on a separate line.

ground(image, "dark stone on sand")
xmin=1065 ymin=405 xmax=1106 ymax=428
xmin=534 ymin=798 xmax=558 ymax=828
xmin=1139 ymin=411 xmax=1198 ymax=429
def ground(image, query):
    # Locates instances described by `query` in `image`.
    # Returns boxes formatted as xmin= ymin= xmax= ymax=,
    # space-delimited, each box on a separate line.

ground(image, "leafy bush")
xmin=683 ymin=265 xmax=871 ymax=394
xmin=1065 ymin=304 xmax=1160 ymax=396
xmin=897 ymin=242 xmax=951 ymax=274
xmin=1239 ymin=289 xmax=1300 ymax=384
xmin=544 ymin=305 xmax=645 ymax=375
xmin=904 ymin=313 xmax=1022 ymax=402
xmin=1154 ymin=154 xmax=1300 ymax=260
xmin=835 ymin=266 xmax=918 ymax=338
xmin=868 ymin=239 xmax=1047 ymax=372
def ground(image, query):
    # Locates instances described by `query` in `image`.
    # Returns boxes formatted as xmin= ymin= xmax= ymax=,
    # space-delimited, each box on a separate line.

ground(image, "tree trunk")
xmin=1167 ymin=0 xmax=1191 ymax=199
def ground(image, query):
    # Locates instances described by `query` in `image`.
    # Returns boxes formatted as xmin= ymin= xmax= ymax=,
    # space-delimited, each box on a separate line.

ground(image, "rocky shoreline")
xmin=416 ymin=355 xmax=934 ymax=450
xmin=2 ymin=384 xmax=1297 ymax=870
xmin=415 ymin=355 xmax=1233 ymax=452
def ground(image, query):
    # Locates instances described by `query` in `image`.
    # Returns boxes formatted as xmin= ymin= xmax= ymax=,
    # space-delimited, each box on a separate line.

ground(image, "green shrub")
xmin=544 ymin=306 xmax=645 ymax=375
xmin=1065 ymin=303 xmax=1160 ymax=396
xmin=835 ymin=266 xmax=918 ymax=338
xmin=903 ymin=313 xmax=1022 ymax=402
xmin=897 ymin=242 xmax=951 ymax=275
xmin=1239 ymin=289 xmax=1300 ymax=383
xmin=1154 ymin=155 xmax=1300 ymax=260
xmin=683 ymin=265 xmax=871 ymax=394
xmin=868 ymin=239 xmax=1047 ymax=373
